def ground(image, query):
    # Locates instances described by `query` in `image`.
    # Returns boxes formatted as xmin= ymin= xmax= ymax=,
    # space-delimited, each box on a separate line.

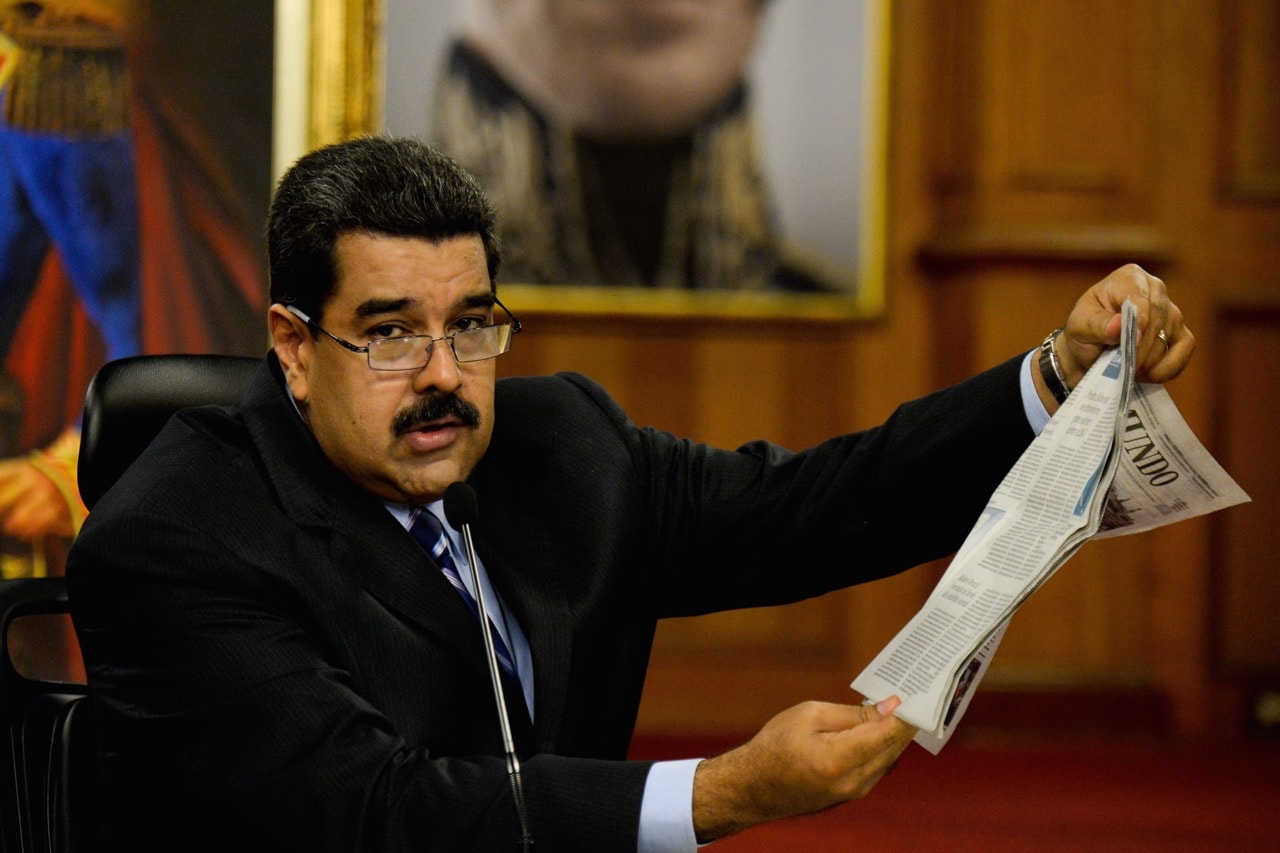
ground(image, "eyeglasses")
xmin=285 ymin=300 xmax=522 ymax=371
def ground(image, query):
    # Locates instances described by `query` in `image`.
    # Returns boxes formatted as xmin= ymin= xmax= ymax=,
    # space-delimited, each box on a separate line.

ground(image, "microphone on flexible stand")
xmin=443 ymin=482 xmax=534 ymax=850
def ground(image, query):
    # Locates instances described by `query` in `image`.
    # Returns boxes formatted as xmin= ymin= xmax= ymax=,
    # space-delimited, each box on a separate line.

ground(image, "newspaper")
xmin=851 ymin=302 xmax=1250 ymax=754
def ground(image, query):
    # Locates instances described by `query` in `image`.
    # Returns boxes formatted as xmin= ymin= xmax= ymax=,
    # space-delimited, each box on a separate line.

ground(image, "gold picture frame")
xmin=273 ymin=0 xmax=384 ymax=180
xmin=286 ymin=0 xmax=890 ymax=321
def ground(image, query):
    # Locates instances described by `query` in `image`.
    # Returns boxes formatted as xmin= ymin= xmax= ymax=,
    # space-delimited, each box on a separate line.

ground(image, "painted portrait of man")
xmin=0 ymin=0 xmax=271 ymax=577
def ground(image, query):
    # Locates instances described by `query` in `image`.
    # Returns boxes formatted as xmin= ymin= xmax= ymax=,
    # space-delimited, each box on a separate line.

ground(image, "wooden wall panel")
xmin=933 ymin=1 xmax=1159 ymax=220
xmin=1220 ymin=0 xmax=1280 ymax=200
xmin=989 ymin=1 xmax=1157 ymax=215
xmin=1214 ymin=307 xmax=1280 ymax=674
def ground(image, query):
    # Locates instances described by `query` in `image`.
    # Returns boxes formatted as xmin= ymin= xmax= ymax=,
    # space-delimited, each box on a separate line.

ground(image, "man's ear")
xmin=268 ymin=304 xmax=311 ymax=404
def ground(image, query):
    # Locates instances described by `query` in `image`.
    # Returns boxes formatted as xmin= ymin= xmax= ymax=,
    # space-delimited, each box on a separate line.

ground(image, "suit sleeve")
xmin=554 ymin=353 xmax=1035 ymax=616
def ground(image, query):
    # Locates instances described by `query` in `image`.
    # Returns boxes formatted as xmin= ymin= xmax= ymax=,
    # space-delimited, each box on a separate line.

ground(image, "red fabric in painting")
xmin=4 ymin=79 xmax=266 ymax=452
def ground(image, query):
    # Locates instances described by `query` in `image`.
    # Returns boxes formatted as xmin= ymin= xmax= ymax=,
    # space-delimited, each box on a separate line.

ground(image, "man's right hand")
xmin=690 ymin=697 xmax=916 ymax=843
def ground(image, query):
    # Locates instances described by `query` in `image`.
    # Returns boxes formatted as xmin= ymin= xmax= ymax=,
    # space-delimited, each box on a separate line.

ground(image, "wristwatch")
xmin=1038 ymin=328 xmax=1071 ymax=405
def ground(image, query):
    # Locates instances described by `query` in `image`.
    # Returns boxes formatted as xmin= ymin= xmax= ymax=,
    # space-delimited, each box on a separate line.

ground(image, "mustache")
xmin=392 ymin=393 xmax=482 ymax=436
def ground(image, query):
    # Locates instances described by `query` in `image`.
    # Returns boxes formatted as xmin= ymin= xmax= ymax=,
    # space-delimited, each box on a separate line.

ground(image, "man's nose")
xmin=411 ymin=339 xmax=463 ymax=394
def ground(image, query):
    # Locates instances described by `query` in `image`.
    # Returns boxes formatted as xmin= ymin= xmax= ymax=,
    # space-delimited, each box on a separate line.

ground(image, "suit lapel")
xmin=333 ymin=502 xmax=486 ymax=659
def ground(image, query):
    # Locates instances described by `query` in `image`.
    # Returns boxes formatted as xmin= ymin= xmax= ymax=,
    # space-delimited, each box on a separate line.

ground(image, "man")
xmin=67 ymin=136 xmax=1192 ymax=851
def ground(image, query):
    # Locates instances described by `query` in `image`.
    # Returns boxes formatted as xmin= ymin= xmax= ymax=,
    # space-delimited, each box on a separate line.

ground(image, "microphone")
xmin=443 ymin=482 xmax=533 ymax=850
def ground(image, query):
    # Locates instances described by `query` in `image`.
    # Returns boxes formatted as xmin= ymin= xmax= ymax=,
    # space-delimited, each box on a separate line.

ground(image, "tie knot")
xmin=409 ymin=508 xmax=450 ymax=561
xmin=411 ymin=506 xmax=444 ymax=535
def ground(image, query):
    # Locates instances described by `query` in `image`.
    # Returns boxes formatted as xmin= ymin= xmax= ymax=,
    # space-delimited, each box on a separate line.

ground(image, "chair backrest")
xmin=77 ymin=354 xmax=260 ymax=509
xmin=0 ymin=576 xmax=92 ymax=853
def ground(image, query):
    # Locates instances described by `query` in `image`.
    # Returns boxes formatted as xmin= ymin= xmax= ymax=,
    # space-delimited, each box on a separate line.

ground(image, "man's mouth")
xmin=405 ymin=417 xmax=460 ymax=435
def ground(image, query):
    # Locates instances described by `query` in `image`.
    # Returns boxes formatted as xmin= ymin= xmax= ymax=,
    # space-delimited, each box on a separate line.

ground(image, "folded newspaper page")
xmin=851 ymin=302 xmax=1250 ymax=754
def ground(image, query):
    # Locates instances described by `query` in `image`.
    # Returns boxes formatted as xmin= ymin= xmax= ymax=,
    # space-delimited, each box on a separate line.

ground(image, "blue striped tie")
xmin=410 ymin=509 xmax=519 ymax=681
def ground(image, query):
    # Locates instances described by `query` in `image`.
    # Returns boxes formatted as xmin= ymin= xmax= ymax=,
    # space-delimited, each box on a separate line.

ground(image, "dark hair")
xmin=266 ymin=136 xmax=501 ymax=320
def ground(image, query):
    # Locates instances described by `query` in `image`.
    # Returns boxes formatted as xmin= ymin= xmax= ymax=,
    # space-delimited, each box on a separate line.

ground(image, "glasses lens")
xmin=452 ymin=325 xmax=513 ymax=363
xmin=367 ymin=337 xmax=426 ymax=370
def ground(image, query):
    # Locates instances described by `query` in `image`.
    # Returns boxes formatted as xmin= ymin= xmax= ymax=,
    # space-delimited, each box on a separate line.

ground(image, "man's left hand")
xmin=1055 ymin=263 xmax=1194 ymax=388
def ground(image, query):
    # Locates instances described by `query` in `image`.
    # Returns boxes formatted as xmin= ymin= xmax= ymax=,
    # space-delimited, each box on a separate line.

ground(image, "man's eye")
xmin=452 ymin=316 xmax=487 ymax=333
xmin=369 ymin=324 xmax=411 ymax=340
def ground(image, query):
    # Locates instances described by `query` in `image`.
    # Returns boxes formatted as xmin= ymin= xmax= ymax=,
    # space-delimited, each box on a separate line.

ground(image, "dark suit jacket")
xmin=67 ymin=353 xmax=1032 ymax=852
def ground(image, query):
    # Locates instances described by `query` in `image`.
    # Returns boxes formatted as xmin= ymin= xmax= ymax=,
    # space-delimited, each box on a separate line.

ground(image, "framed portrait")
xmin=376 ymin=0 xmax=891 ymax=320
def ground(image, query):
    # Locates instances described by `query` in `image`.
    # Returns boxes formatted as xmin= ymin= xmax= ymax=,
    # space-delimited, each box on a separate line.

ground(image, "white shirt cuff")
xmin=1020 ymin=349 xmax=1052 ymax=435
xmin=637 ymin=758 xmax=703 ymax=853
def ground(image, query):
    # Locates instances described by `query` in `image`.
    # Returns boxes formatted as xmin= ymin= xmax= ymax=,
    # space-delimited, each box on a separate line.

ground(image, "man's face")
xmin=465 ymin=0 xmax=764 ymax=137
xmin=271 ymin=232 xmax=497 ymax=505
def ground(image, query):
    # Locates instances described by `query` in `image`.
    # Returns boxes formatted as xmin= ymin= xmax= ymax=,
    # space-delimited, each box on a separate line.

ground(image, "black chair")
xmin=1 ymin=354 xmax=259 ymax=853
xmin=77 ymin=354 xmax=261 ymax=510
xmin=0 ymin=576 xmax=91 ymax=853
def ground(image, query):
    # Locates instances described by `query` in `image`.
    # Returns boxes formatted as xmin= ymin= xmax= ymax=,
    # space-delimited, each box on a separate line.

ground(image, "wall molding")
xmin=918 ymin=224 xmax=1174 ymax=268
